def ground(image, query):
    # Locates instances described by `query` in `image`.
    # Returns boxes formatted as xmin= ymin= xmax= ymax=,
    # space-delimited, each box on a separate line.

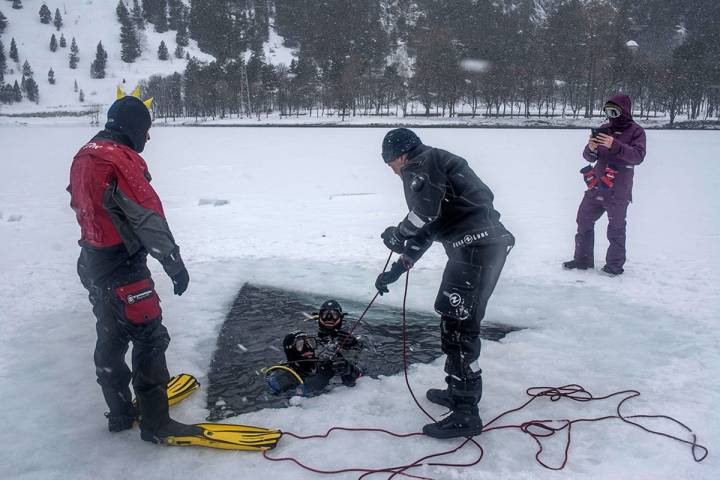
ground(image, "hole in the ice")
xmin=206 ymin=283 xmax=521 ymax=420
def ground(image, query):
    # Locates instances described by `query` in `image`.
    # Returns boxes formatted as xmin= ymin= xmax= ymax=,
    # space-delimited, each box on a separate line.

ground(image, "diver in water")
xmin=264 ymin=329 xmax=361 ymax=397
xmin=316 ymin=299 xmax=363 ymax=350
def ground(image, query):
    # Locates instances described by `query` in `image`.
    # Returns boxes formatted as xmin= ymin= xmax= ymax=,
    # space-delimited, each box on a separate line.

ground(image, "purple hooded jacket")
xmin=583 ymin=94 xmax=646 ymax=201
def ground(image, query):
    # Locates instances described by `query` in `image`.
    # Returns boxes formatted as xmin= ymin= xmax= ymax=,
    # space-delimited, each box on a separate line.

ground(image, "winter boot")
xmin=105 ymin=412 xmax=137 ymax=432
xmin=562 ymin=259 xmax=593 ymax=270
xmin=422 ymin=407 xmax=483 ymax=439
xmin=140 ymin=418 xmax=204 ymax=444
xmin=426 ymin=388 xmax=454 ymax=410
xmin=601 ymin=265 xmax=624 ymax=276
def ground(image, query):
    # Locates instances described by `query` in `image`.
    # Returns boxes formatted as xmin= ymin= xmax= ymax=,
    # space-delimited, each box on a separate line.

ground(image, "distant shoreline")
xmin=159 ymin=122 xmax=720 ymax=130
xmin=1 ymin=111 xmax=718 ymax=130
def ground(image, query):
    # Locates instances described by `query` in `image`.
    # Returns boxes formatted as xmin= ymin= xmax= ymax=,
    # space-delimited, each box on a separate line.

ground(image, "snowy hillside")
xmin=0 ymin=0 xmax=213 ymax=113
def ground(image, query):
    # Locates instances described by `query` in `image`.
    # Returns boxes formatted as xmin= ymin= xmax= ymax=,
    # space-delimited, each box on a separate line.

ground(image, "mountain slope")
xmin=0 ymin=0 xmax=213 ymax=113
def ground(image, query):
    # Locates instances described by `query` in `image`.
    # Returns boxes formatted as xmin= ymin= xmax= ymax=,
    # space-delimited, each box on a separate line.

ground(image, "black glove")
xmin=381 ymin=226 xmax=405 ymax=254
xmin=375 ymin=261 xmax=408 ymax=295
xmin=171 ymin=267 xmax=189 ymax=296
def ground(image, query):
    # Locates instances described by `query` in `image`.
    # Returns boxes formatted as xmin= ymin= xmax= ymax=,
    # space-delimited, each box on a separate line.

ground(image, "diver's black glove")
xmin=381 ymin=226 xmax=406 ymax=254
xmin=171 ymin=268 xmax=190 ymax=296
xmin=375 ymin=261 xmax=408 ymax=295
xmin=161 ymin=246 xmax=189 ymax=296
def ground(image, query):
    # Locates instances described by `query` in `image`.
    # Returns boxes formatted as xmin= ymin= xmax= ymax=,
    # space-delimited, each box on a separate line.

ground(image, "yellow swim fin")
xmin=167 ymin=374 xmax=200 ymax=407
xmin=164 ymin=423 xmax=282 ymax=451
xmin=132 ymin=373 xmax=200 ymax=408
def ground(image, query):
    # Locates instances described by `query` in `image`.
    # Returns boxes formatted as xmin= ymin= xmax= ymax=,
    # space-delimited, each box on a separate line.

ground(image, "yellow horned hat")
xmin=117 ymin=86 xmax=154 ymax=109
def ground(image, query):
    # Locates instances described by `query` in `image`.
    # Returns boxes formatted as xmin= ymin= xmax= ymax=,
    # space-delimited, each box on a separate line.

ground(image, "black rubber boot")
xmin=426 ymin=388 xmax=455 ymax=409
xmin=140 ymin=419 xmax=204 ymax=444
xmin=106 ymin=412 xmax=137 ymax=432
xmin=563 ymin=259 xmax=594 ymax=270
xmin=136 ymin=384 xmax=172 ymax=442
xmin=422 ymin=410 xmax=483 ymax=439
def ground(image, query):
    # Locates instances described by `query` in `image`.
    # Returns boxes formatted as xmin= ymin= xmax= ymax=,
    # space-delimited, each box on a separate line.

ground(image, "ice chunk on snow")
xmin=198 ymin=198 xmax=230 ymax=206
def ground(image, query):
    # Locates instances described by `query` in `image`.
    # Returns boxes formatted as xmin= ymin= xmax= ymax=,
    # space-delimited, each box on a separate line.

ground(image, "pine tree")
xmin=12 ymin=79 xmax=22 ymax=101
xmin=79 ymin=88 xmax=85 ymax=102
xmin=20 ymin=74 xmax=26 ymax=92
xmin=141 ymin=0 xmax=152 ymax=22
xmin=158 ymin=40 xmax=168 ymax=60
xmin=175 ymin=18 xmax=189 ymax=47
xmin=0 ymin=40 xmax=6 ymax=84
xmin=0 ymin=10 xmax=7 ymax=35
xmin=53 ymin=8 xmax=63 ymax=31
xmin=25 ymin=76 xmax=39 ymax=103
xmin=174 ymin=44 xmax=184 ymax=59
xmin=120 ymin=17 xmax=141 ymax=62
xmin=59 ymin=33 xmax=67 ymax=48
xmin=69 ymin=37 xmax=79 ymax=69
xmin=132 ymin=0 xmax=145 ymax=30
xmin=154 ymin=0 xmax=168 ymax=33
xmin=0 ymin=84 xmax=15 ymax=104
xmin=90 ymin=41 xmax=108 ymax=78
xmin=50 ymin=34 xmax=58 ymax=52
xmin=48 ymin=67 xmax=55 ymax=84
xmin=168 ymin=0 xmax=182 ymax=30
xmin=9 ymin=38 xmax=18 ymax=62
xmin=116 ymin=0 xmax=129 ymax=23
xmin=22 ymin=60 xmax=33 ymax=78
xmin=39 ymin=4 xmax=52 ymax=23
xmin=73 ymin=79 xmax=78 ymax=92
xmin=12 ymin=0 xmax=23 ymax=11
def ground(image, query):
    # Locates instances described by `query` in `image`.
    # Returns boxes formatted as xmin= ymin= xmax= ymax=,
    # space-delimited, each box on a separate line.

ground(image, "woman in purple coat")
xmin=563 ymin=93 xmax=646 ymax=275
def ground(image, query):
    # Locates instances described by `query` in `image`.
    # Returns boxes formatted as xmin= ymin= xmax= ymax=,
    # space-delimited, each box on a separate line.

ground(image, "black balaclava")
xmin=318 ymin=299 xmax=344 ymax=333
xmin=382 ymin=128 xmax=422 ymax=163
xmin=283 ymin=331 xmax=316 ymax=374
xmin=105 ymin=96 xmax=152 ymax=153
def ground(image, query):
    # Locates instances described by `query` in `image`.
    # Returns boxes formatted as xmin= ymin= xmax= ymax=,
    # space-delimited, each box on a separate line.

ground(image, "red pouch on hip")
xmin=114 ymin=279 xmax=162 ymax=325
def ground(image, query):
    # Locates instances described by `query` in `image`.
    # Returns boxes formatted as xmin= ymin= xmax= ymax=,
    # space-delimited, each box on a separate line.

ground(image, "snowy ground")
xmin=0 ymin=127 xmax=718 ymax=479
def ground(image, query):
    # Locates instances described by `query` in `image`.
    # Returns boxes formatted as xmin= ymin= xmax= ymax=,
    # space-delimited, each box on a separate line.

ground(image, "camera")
xmin=591 ymin=126 xmax=612 ymax=139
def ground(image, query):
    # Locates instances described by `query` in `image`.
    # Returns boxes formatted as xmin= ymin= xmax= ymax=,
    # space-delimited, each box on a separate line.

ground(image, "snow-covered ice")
xmin=0 ymin=126 xmax=718 ymax=479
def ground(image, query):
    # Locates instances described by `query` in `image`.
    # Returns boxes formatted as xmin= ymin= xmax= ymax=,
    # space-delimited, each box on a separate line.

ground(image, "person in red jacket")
xmin=68 ymin=94 xmax=200 ymax=443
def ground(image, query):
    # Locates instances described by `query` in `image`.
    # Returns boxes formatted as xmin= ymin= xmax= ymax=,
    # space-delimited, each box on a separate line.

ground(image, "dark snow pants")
xmin=78 ymin=250 xmax=171 ymax=433
xmin=574 ymin=191 xmax=630 ymax=269
xmin=435 ymin=236 xmax=514 ymax=414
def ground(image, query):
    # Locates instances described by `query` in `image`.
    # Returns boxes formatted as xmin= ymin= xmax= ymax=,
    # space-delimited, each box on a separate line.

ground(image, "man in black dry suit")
xmin=375 ymin=128 xmax=514 ymax=439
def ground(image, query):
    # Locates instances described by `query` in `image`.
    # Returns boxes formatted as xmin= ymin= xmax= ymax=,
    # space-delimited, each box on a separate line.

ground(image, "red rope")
xmin=262 ymin=258 xmax=709 ymax=479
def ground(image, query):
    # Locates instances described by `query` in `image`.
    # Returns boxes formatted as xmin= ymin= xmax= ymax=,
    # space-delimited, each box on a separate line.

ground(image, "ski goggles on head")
xmin=603 ymin=103 xmax=622 ymax=119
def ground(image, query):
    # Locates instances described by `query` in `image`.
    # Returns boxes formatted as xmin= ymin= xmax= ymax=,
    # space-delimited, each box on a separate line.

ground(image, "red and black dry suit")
xmin=68 ymin=128 xmax=185 ymax=432
xmin=395 ymin=144 xmax=515 ymax=414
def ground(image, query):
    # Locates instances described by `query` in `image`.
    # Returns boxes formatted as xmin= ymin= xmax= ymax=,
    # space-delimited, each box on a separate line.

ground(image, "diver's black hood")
xmin=104 ymin=96 xmax=152 ymax=153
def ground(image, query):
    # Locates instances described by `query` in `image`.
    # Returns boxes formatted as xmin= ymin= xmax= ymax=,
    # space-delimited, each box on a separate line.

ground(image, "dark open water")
xmin=206 ymin=284 xmax=520 ymax=420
